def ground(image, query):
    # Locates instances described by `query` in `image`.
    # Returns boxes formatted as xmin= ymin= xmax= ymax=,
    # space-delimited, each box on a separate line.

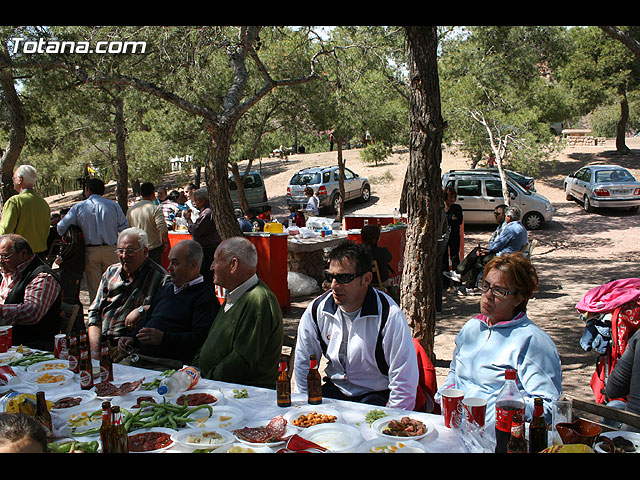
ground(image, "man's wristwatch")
xmin=138 ymin=306 xmax=145 ymax=315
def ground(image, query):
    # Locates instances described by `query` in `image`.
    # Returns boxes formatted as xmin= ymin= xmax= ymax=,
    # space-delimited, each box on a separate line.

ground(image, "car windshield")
xmin=595 ymin=169 xmax=635 ymax=183
xmin=290 ymin=172 xmax=321 ymax=185
xmin=229 ymin=174 xmax=263 ymax=190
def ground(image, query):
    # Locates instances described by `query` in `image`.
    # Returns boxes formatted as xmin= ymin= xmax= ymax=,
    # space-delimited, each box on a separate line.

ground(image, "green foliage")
xmin=359 ymin=142 xmax=392 ymax=166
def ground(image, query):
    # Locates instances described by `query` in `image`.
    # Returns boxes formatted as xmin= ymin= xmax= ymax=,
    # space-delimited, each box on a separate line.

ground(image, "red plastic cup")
xmin=463 ymin=397 xmax=488 ymax=427
xmin=441 ymin=388 xmax=465 ymax=428
xmin=0 ymin=327 xmax=10 ymax=353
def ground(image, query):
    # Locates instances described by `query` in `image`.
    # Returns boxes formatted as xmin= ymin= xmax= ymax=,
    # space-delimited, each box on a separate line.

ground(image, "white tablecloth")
xmin=4 ymin=361 xmax=469 ymax=453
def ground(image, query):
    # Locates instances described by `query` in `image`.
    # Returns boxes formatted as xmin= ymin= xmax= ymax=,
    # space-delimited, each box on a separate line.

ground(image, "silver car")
xmin=564 ymin=164 xmax=640 ymax=213
xmin=286 ymin=166 xmax=371 ymax=213
xmin=442 ymin=170 xmax=553 ymax=230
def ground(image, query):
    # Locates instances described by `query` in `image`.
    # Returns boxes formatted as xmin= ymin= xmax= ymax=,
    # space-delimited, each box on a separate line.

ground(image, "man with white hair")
xmin=0 ymin=165 xmax=50 ymax=258
xmin=86 ymin=227 xmax=167 ymax=357
xmin=194 ymin=236 xmax=283 ymax=389
xmin=445 ymin=205 xmax=528 ymax=295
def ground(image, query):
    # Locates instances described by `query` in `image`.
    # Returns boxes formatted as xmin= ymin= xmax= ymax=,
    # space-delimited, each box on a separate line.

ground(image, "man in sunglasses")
xmin=444 ymin=205 xmax=527 ymax=295
xmin=293 ymin=241 xmax=418 ymax=410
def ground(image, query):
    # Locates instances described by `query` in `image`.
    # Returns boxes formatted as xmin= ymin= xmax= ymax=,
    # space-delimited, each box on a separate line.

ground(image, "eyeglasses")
xmin=479 ymin=281 xmax=515 ymax=298
xmin=0 ymin=252 xmax=16 ymax=261
xmin=115 ymin=247 xmax=143 ymax=256
xmin=494 ymin=211 xmax=504 ymax=216
xmin=324 ymin=271 xmax=364 ymax=285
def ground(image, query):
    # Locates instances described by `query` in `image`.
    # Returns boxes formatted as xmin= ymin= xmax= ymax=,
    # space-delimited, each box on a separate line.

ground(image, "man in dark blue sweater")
xmin=118 ymin=239 xmax=219 ymax=365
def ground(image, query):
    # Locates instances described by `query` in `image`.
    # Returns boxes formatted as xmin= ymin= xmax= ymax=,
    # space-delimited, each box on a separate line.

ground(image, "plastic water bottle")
xmin=157 ymin=366 xmax=200 ymax=397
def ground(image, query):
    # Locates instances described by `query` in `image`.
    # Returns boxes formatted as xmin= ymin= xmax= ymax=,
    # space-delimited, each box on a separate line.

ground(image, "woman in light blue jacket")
xmin=436 ymin=253 xmax=562 ymax=424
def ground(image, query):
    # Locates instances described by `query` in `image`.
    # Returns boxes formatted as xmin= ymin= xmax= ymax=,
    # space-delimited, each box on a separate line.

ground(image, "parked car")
xmin=228 ymin=171 xmax=268 ymax=212
xmin=564 ymin=164 xmax=640 ymax=213
xmin=442 ymin=169 xmax=553 ymax=230
xmin=286 ymin=166 xmax=371 ymax=213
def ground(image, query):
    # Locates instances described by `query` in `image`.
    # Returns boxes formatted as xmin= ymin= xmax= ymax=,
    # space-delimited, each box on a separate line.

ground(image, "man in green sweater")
xmin=194 ymin=236 xmax=283 ymax=389
xmin=0 ymin=165 xmax=50 ymax=258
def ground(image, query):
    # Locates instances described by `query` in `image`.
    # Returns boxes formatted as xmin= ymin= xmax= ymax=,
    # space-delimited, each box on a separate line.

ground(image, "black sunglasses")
xmin=324 ymin=271 xmax=364 ymax=285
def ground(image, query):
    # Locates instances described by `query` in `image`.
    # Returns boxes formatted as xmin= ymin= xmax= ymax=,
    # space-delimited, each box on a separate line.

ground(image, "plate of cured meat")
xmin=92 ymin=378 xmax=145 ymax=399
xmin=49 ymin=390 xmax=98 ymax=413
xmin=232 ymin=415 xmax=296 ymax=447
xmin=371 ymin=414 xmax=434 ymax=441
xmin=173 ymin=389 xmax=221 ymax=407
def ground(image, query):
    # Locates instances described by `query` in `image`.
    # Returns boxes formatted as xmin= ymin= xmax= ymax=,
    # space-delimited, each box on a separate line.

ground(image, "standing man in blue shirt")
xmin=57 ymin=178 xmax=128 ymax=303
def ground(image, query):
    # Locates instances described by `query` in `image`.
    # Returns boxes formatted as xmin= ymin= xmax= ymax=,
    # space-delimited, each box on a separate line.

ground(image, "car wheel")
xmin=332 ymin=194 xmax=341 ymax=213
xmin=583 ymin=195 xmax=594 ymax=213
xmin=360 ymin=184 xmax=371 ymax=203
xmin=522 ymin=211 xmax=544 ymax=230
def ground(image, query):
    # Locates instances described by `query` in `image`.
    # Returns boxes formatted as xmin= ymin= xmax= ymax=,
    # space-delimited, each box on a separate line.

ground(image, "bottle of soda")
xmin=307 ymin=354 xmax=322 ymax=405
xmin=34 ymin=391 xmax=53 ymax=442
xmin=78 ymin=329 xmax=94 ymax=390
xmin=67 ymin=330 xmax=79 ymax=374
xmin=157 ymin=366 xmax=200 ymax=397
xmin=529 ymin=397 xmax=549 ymax=453
xmin=506 ymin=413 xmax=528 ymax=453
xmin=277 ymin=356 xmax=291 ymax=407
xmin=100 ymin=401 xmax=112 ymax=454
xmin=110 ymin=406 xmax=128 ymax=453
xmin=494 ymin=368 xmax=525 ymax=453
xmin=99 ymin=335 xmax=113 ymax=383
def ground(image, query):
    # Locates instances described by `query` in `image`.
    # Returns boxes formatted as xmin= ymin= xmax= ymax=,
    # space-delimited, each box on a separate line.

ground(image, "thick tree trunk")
xmin=616 ymin=90 xmax=631 ymax=155
xmin=336 ymin=136 xmax=346 ymax=222
xmin=0 ymin=56 xmax=26 ymax=204
xmin=402 ymin=26 xmax=446 ymax=361
xmin=205 ymin=125 xmax=243 ymax=239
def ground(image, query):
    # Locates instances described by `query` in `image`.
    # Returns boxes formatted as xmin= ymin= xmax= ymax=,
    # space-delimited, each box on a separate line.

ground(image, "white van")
xmin=442 ymin=170 xmax=553 ymax=230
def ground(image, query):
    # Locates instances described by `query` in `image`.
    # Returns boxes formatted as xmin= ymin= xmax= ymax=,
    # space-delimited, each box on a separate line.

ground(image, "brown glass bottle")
xmin=529 ymin=397 xmax=549 ymax=453
xmin=276 ymin=356 xmax=291 ymax=407
xmin=100 ymin=401 xmax=112 ymax=454
xmin=78 ymin=330 xmax=93 ymax=390
xmin=110 ymin=406 xmax=128 ymax=453
xmin=34 ymin=391 xmax=53 ymax=442
xmin=506 ymin=413 xmax=528 ymax=453
xmin=307 ymin=354 xmax=322 ymax=405
xmin=67 ymin=330 xmax=79 ymax=373
xmin=99 ymin=335 xmax=114 ymax=383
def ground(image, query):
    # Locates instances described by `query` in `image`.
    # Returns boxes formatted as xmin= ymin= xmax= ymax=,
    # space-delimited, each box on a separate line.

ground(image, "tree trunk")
xmin=402 ymin=26 xmax=446 ymax=361
xmin=0 ymin=53 xmax=26 ymax=204
xmin=336 ymin=136 xmax=346 ymax=222
xmin=114 ymin=96 xmax=129 ymax=214
xmin=205 ymin=125 xmax=243 ymax=239
xmin=616 ymin=89 xmax=631 ymax=155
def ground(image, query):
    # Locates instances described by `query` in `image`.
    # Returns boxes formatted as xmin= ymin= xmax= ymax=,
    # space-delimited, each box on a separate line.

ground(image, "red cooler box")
xmin=348 ymin=224 xmax=407 ymax=286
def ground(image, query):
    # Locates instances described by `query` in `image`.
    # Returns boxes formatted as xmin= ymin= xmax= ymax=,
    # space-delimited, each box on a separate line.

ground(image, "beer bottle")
xmin=67 ymin=330 xmax=79 ymax=374
xmin=277 ymin=356 xmax=291 ymax=407
xmin=99 ymin=335 xmax=114 ymax=383
xmin=34 ymin=391 xmax=53 ymax=442
xmin=307 ymin=354 xmax=322 ymax=405
xmin=110 ymin=406 xmax=128 ymax=453
xmin=100 ymin=401 xmax=112 ymax=454
xmin=529 ymin=397 xmax=549 ymax=453
xmin=78 ymin=329 xmax=94 ymax=390
xmin=507 ymin=413 xmax=528 ymax=453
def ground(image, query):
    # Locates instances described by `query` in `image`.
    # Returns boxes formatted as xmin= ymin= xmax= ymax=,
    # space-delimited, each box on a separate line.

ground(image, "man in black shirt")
xmin=118 ymin=239 xmax=219 ymax=365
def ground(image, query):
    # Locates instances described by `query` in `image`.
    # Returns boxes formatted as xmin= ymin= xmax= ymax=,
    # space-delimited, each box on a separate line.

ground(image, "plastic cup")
xmin=441 ymin=388 xmax=465 ymax=428
xmin=462 ymin=397 xmax=487 ymax=427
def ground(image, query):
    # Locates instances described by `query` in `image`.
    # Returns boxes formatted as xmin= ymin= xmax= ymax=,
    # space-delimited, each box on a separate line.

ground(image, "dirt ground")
xmin=46 ymin=136 xmax=640 ymax=404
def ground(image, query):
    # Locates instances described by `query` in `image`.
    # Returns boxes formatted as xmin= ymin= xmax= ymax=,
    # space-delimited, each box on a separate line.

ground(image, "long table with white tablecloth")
xmin=2 ymin=356 xmax=469 ymax=453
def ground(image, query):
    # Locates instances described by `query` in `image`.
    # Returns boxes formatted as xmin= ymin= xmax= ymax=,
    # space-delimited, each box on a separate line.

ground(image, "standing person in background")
xmin=54 ymin=208 xmax=85 ymax=306
xmin=0 ymin=165 xmax=51 ymax=260
xmin=126 ymin=182 xmax=170 ymax=265
xmin=442 ymin=187 xmax=463 ymax=291
xmin=183 ymin=188 xmax=221 ymax=289
xmin=56 ymin=178 xmax=128 ymax=304
xmin=184 ymin=183 xmax=200 ymax=219
xmin=303 ymin=186 xmax=319 ymax=218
